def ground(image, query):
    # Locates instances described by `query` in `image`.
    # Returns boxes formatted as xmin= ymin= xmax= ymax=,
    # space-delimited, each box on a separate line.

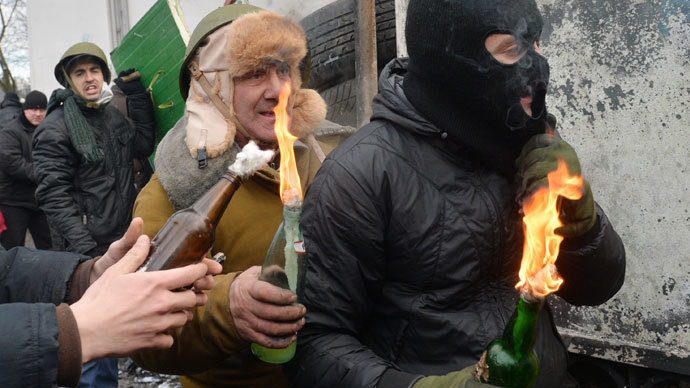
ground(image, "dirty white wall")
xmin=27 ymin=0 xmax=334 ymax=95
xmin=539 ymin=0 xmax=689 ymax=374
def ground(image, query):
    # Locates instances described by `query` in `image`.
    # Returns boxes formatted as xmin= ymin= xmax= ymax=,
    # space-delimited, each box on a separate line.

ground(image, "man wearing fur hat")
xmin=288 ymin=0 xmax=626 ymax=387
xmin=32 ymin=43 xmax=155 ymax=387
xmin=130 ymin=5 xmax=352 ymax=387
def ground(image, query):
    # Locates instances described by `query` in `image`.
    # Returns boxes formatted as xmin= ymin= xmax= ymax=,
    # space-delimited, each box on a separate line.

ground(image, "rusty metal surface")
xmin=538 ymin=0 xmax=690 ymax=374
xmin=355 ymin=0 xmax=378 ymax=127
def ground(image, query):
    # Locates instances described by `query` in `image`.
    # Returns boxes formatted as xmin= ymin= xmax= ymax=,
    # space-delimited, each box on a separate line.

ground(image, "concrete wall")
xmin=539 ymin=0 xmax=689 ymax=374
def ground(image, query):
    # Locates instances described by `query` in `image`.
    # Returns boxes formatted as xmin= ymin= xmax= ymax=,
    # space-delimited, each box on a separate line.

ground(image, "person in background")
xmin=31 ymin=42 xmax=155 ymax=388
xmin=0 ymin=217 xmax=222 ymax=388
xmin=287 ymin=0 xmax=626 ymax=387
xmin=0 ymin=90 xmax=51 ymax=249
xmin=0 ymin=91 xmax=23 ymax=124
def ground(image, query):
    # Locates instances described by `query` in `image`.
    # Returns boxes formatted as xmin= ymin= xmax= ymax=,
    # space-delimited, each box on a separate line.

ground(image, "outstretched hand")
xmin=89 ymin=217 xmax=222 ymax=288
xmin=70 ymin=233 xmax=220 ymax=363
xmin=229 ymin=266 xmax=306 ymax=348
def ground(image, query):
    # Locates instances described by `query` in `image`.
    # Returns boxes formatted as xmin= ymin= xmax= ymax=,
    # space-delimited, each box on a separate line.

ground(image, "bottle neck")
xmin=503 ymin=296 xmax=541 ymax=358
xmin=282 ymin=203 xmax=302 ymax=221
xmin=192 ymin=170 xmax=242 ymax=225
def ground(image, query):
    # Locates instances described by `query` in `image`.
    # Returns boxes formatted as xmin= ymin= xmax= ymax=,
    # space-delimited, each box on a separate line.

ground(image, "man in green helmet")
xmin=130 ymin=4 xmax=352 ymax=388
xmin=31 ymin=42 xmax=156 ymax=387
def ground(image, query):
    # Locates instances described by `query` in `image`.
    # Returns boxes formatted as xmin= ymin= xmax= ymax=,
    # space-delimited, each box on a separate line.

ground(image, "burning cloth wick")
xmin=516 ymin=159 xmax=584 ymax=300
xmin=273 ymin=81 xmax=302 ymax=291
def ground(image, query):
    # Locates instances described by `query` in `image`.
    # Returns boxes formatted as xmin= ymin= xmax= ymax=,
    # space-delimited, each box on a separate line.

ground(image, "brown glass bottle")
xmin=138 ymin=171 xmax=241 ymax=272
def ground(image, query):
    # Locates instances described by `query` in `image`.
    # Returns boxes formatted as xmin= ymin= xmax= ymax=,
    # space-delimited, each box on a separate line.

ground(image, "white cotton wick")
xmin=282 ymin=188 xmax=302 ymax=208
xmin=228 ymin=141 xmax=275 ymax=177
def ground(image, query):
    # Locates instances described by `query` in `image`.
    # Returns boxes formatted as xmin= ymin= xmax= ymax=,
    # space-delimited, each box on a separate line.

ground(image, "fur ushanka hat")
xmin=184 ymin=10 xmax=326 ymax=159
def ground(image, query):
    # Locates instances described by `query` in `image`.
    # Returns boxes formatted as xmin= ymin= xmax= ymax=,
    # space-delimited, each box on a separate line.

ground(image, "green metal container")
xmin=110 ymin=0 xmax=190 ymax=143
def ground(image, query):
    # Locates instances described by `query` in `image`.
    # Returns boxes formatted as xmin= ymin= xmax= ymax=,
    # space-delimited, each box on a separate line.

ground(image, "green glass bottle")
xmin=251 ymin=205 xmax=304 ymax=364
xmin=477 ymin=295 xmax=541 ymax=388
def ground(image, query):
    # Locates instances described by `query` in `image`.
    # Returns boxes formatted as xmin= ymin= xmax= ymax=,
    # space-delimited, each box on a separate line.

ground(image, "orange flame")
xmin=516 ymin=159 xmax=584 ymax=298
xmin=273 ymin=82 xmax=302 ymax=206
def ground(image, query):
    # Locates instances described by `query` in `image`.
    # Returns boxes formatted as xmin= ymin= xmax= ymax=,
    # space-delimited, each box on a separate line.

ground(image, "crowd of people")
xmin=0 ymin=1 xmax=626 ymax=387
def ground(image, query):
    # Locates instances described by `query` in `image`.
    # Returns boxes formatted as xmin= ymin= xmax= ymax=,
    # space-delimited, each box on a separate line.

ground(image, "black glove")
xmin=113 ymin=68 xmax=146 ymax=95
xmin=516 ymin=134 xmax=597 ymax=238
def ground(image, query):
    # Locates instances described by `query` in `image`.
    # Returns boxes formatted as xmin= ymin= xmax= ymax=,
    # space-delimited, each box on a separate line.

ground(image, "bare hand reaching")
xmin=229 ymin=266 xmax=306 ymax=348
xmin=70 ymin=233 xmax=221 ymax=363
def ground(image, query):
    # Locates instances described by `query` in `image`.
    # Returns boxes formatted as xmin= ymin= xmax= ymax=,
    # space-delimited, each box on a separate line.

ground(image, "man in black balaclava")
xmin=288 ymin=0 xmax=625 ymax=387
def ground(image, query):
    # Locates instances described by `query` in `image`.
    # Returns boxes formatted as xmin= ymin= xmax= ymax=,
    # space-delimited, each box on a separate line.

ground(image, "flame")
xmin=273 ymin=82 xmax=302 ymax=206
xmin=516 ymin=159 xmax=584 ymax=298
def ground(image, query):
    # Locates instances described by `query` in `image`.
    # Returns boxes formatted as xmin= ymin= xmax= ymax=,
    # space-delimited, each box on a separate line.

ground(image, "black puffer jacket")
xmin=0 ymin=113 xmax=39 ymax=208
xmin=32 ymin=91 xmax=154 ymax=255
xmin=288 ymin=59 xmax=626 ymax=388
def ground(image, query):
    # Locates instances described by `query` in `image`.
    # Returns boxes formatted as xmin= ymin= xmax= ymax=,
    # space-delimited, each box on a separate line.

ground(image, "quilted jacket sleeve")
xmin=124 ymin=91 xmax=155 ymax=159
xmin=555 ymin=204 xmax=626 ymax=306
xmin=0 ymin=247 xmax=88 ymax=387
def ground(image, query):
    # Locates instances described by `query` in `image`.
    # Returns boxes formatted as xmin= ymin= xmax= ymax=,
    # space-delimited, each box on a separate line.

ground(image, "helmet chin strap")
xmin=188 ymin=60 xmax=275 ymax=149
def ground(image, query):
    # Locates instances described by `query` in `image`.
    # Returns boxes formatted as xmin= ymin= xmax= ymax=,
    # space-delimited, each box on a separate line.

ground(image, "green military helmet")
xmin=54 ymin=42 xmax=111 ymax=88
xmin=179 ymin=4 xmax=311 ymax=100
xmin=179 ymin=4 xmax=264 ymax=100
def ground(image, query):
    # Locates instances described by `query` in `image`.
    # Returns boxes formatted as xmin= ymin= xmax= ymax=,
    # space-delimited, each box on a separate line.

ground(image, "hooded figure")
xmin=287 ymin=0 xmax=625 ymax=387
xmin=0 ymin=92 xmax=23 ymax=125
xmin=130 ymin=6 xmax=353 ymax=388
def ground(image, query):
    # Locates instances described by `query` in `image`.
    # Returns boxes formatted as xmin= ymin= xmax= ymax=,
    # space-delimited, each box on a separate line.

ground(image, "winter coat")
xmin=130 ymin=117 xmax=353 ymax=388
xmin=0 ymin=245 xmax=88 ymax=387
xmin=0 ymin=96 xmax=22 ymax=125
xmin=32 ymin=91 xmax=155 ymax=255
xmin=0 ymin=113 xmax=40 ymax=208
xmin=286 ymin=59 xmax=626 ymax=388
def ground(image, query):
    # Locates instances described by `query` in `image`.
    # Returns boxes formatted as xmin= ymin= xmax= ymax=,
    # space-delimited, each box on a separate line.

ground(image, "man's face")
xmin=68 ymin=59 xmax=104 ymax=101
xmin=233 ymin=63 xmax=294 ymax=145
xmin=24 ymin=108 xmax=46 ymax=126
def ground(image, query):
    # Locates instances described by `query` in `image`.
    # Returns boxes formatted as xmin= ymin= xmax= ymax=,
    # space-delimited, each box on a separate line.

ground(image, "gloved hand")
xmin=113 ymin=68 xmax=146 ymax=95
xmin=413 ymin=365 xmax=500 ymax=388
xmin=516 ymin=133 xmax=597 ymax=238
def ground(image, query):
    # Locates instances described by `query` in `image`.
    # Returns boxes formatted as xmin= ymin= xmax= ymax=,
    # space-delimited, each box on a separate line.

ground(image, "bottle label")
xmin=294 ymin=240 xmax=305 ymax=254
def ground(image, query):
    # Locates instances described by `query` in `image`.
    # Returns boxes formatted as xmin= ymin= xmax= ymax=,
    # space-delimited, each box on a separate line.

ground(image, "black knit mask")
xmin=405 ymin=0 xmax=550 ymax=132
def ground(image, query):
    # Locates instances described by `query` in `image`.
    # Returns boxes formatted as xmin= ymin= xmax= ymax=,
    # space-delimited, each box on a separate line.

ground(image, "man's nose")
xmin=85 ymin=70 xmax=95 ymax=82
xmin=264 ymin=70 xmax=285 ymax=98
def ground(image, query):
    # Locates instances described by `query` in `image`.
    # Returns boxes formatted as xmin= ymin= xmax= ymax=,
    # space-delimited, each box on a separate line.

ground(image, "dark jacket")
xmin=287 ymin=59 xmax=626 ymax=388
xmin=32 ymin=91 xmax=154 ymax=255
xmin=0 ymin=94 xmax=22 ymax=125
xmin=0 ymin=113 xmax=40 ymax=208
xmin=0 ymin=245 xmax=88 ymax=387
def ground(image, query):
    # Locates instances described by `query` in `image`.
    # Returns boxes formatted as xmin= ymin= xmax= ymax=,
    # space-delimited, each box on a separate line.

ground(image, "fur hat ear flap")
xmin=289 ymin=88 xmax=326 ymax=139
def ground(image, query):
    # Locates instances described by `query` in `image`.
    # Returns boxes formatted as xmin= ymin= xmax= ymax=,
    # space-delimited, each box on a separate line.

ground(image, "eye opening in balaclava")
xmin=404 ymin=0 xmax=550 ymax=134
